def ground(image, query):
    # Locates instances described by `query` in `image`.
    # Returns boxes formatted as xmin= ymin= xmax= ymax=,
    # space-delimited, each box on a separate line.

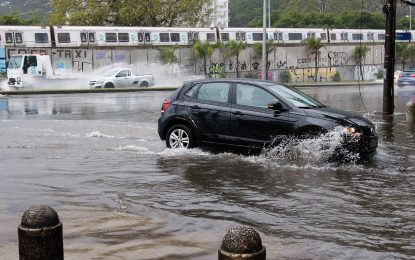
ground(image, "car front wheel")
xmin=105 ymin=82 xmax=115 ymax=88
xmin=166 ymin=124 xmax=194 ymax=149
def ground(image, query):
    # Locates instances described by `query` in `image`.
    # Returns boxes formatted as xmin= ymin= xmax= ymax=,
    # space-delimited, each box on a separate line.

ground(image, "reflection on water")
xmin=0 ymin=86 xmax=414 ymax=259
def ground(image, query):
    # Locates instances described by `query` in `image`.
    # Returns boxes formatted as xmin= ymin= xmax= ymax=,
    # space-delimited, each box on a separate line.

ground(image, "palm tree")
xmin=395 ymin=42 xmax=415 ymax=70
xmin=223 ymin=40 xmax=247 ymax=78
xmin=352 ymin=45 xmax=371 ymax=81
xmin=192 ymin=40 xmax=215 ymax=76
xmin=302 ymin=38 xmax=324 ymax=82
xmin=253 ymin=40 xmax=276 ymax=78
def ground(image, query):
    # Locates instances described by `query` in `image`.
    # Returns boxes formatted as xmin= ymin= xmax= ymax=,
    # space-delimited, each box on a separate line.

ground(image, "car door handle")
xmin=232 ymin=111 xmax=243 ymax=116
xmin=191 ymin=105 xmax=200 ymax=109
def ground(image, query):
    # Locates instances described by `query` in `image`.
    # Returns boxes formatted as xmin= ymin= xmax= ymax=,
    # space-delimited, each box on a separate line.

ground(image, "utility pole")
xmin=383 ymin=0 xmax=397 ymax=114
xmin=268 ymin=0 xmax=271 ymax=28
xmin=262 ymin=0 xmax=267 ymax=80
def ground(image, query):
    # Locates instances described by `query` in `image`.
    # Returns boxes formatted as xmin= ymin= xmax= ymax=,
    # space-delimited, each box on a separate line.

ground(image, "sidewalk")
xmin=289 ymin=80 xmax=382 ymax=87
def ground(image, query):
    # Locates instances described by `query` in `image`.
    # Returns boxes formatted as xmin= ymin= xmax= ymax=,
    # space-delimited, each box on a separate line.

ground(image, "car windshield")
xmin=268 ymin=84 xmax=325 ymax=108
xmin=8 ymin=55 xmax=23 ymax=69
xmin=103 ymin=69 xmax=121 ymax=77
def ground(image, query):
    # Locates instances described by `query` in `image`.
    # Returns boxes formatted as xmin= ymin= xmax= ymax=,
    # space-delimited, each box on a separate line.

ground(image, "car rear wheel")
xmin=140 ymin=81 xmax=149 ymax=87
xmin=105 ymin=82 xmax=115 ymax=88
xmin=166 ymin=124 xmax=194 ymax=149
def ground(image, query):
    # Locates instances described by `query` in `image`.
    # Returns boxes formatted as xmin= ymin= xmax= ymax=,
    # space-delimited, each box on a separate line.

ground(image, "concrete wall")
xmin=5 ymin=43 xmax=393 ymax=82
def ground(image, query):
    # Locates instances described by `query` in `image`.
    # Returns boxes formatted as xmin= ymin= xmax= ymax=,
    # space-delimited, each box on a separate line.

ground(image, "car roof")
xmin=183 ymin=78 xmax=282 ymax=87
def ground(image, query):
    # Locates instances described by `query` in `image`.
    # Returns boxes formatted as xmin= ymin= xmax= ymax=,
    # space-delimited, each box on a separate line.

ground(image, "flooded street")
xmin=0 ymin=85 xmax=414 ymax=259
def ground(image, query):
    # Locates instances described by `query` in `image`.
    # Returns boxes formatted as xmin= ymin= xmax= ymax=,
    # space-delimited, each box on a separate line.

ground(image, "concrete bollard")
xmin=18 ymin=205 xmax=63 ymax=260
xmin=407 ymin=101 xmax=415 ymax=124
xmin=218 ymin=226 xmax=266 ymax=260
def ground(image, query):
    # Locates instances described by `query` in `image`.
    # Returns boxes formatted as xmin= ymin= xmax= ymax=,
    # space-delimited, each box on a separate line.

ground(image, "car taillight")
xmin=411 ymin=75 xmax=415 ymax=78
xmin=161 ymin=100 xmax=170 ymax=113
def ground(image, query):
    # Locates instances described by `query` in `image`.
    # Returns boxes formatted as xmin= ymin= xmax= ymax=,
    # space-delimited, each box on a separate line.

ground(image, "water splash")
xmin=114 ymin=145 xmax=154 ymax=154
xmin=76 ymin=61 xmax=202 ymax=88
xmin=258 ymin=128 xmax=360 ymax=168
xmin=86 ymin=131 xmax=115 ymax=138
xmin=1 ymin=62 xmax=203 ymax=91
xmin=154 ymin=128 xmax=363 ymax=169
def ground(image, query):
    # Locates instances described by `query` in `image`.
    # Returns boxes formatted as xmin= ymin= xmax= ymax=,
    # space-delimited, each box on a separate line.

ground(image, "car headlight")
xmin=17 ymin=77 xmax=21 ymax=82
xmin=344 ymin=127 xmax=362 ymax=138
xmin=96 ymin=80 xmax=104 ymax=84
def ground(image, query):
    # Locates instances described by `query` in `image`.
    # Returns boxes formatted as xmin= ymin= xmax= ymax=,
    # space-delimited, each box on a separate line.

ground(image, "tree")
xmin=50 ymin=0 xmax=213 ymax=26
xmin=223 ymin=40 xmax=247 ymax=78
xmin=0 ymin=13 xmax=39 ymax=25
xmin=192 ymin=40 xmax=215 ymax=76
xmin=302 ymin=37 xmax=324 ymax=82
xmin=352 ymin=45 xmax=371 ymax=81
xmin=50 ymin=0 xmax=114 ymax=25
xmin=395 ymin=42 xmax=415 ymax=70
xmin=160 ymin=46 xmax=178 ymax=65
xmin=253 ymin=40 xmax=276 ymax=77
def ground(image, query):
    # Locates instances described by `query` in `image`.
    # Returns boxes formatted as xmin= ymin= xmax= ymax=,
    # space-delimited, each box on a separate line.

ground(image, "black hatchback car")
xmin=158 ymin=79 xmax=378 ymax=157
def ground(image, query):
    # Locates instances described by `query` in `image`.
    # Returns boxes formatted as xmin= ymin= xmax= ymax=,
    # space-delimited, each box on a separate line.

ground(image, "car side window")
xmin=184 ymin=85 xmax=198 ymax=98
xmin=117 ymin=70 xmax=128 ymax=77
xmin=196 ymin=83 xmax=230 ymax=103
xmin=236 ymin=84 xmax=277 ymax=108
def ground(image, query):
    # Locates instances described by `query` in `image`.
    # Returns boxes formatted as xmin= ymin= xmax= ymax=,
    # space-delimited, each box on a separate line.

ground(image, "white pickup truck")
xmin=89 ymin=69 xmax=155 ymax=89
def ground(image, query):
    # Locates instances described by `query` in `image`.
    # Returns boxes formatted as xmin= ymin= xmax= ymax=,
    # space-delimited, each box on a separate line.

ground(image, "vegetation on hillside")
xmin=0 ymin=0 xmax=50 ymax=22
xmin=0 ymin=13 xmax=40 ymax=25
xmin=230 ymin=0 xmax=413 ymax=30
xmin=50 ymin=0 xmax=213 ymax=26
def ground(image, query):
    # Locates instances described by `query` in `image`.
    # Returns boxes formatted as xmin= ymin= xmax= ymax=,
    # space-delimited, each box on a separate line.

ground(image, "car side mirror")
xmin=268 ymin=101 xmax=283 ymax=111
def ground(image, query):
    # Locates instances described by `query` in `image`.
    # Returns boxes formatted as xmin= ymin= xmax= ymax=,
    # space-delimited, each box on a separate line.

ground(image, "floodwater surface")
xmin=0 ymin=84 xmax=414 ymax=259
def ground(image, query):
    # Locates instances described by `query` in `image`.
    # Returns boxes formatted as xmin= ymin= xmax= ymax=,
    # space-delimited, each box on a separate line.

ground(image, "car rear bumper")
xmin=398 ymin=79 xmax=415 ymax=85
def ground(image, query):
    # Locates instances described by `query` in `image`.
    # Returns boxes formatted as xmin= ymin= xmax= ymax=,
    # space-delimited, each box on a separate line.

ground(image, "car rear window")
xmin=401 ymin=70 xmax=415 ymax=76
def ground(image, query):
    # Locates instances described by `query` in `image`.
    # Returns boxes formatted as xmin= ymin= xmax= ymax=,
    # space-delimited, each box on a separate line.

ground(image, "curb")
xmin=0 ymin=81 xmax=382 ymax=95
xmin=0 ymin=87 xmax=178 ymax=95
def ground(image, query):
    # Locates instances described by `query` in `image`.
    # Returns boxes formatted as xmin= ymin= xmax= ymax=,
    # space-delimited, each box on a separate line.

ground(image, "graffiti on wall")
xmin=276 ymin=60 xmax=287 ymax=69
xmin=114 ymin=54 xmax=127 ymax=62
xmin=289 ymin=67 xmax=337 ymax=82
xmin=328 ymin=51 xmax=348 ymax=67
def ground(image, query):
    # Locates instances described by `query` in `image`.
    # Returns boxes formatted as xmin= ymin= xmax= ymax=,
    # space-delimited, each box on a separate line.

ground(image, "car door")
xmin=230 ymin=83 xmax=296 ymax=147
xmin=114 ymin=70 xmax=130 ymax=87
xmin=187 ymin=82 xmax=231 ymax=142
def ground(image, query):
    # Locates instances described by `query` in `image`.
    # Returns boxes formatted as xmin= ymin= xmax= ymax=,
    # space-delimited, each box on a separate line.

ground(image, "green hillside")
xmin=0 ymin=0 xmax=51 ymax=21
xmin=229 ymin=0 xmax=412 ymax=29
